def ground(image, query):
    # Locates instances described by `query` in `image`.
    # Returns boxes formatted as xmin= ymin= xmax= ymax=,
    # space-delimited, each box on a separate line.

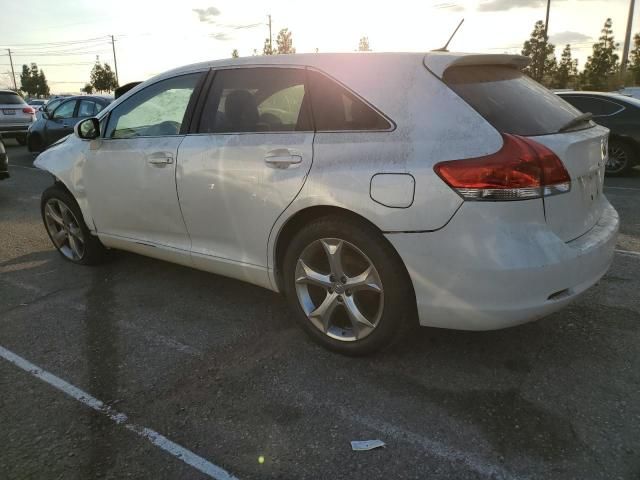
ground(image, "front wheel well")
xmin=273 ymin=206 xmax=416 ymax=306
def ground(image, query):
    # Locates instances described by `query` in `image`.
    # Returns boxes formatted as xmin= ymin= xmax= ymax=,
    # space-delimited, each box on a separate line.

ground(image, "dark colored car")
xmin=558 ymin=91 xmax=640 ymax=175
xmin=27 ymin=95 xmax=112 ymax=152
xmin=0 ymin=139 xmax=8 ymax=180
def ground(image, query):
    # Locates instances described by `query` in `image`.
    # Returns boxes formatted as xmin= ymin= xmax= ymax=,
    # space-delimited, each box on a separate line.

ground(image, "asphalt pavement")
xmin=1 ymin=139 xmax=639 ymax=480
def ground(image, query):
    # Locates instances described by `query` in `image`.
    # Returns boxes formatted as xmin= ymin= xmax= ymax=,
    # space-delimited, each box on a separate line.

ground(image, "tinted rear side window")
xmin=0 ymin=92 xmax=25 ymax=105
xmin=560 ymin=96 xmax=623 ymax=116
xmin=443 ymin=66 xmax=583 ymax=136
xmin=307 ymin=71 xmax=391 ymax=131
xmin=199 ymin=68 xmax=311 ymax=133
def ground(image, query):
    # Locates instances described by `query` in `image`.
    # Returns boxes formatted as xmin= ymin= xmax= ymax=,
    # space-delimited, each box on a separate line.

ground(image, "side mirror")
xmin=75 ymin=117 xmax=100 ymax=140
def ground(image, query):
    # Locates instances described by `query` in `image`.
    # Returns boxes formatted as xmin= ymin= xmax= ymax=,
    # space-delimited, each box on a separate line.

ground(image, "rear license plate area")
xmin=2 ymin=109 xmax=16 ymax=115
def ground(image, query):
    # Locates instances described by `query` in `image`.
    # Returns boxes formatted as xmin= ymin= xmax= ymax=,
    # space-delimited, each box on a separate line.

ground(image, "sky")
xmin=0 ymin=0 xmax=636 ymax=93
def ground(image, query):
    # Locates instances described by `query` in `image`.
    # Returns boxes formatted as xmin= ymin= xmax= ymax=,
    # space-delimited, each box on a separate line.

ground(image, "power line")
xmin=0 ymin=35 xmax=110 ymax=48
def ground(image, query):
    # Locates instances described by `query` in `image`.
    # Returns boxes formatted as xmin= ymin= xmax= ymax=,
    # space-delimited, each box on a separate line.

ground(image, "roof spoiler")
xmin=424 ymin=53 xmax=530 ymax=78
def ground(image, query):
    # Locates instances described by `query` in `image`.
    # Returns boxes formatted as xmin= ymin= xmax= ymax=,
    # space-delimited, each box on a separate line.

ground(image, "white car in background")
xmin=34 ymin=52 xmax=618 ymax=355
xmin=0 ymin=90 xmax=36 ymax=145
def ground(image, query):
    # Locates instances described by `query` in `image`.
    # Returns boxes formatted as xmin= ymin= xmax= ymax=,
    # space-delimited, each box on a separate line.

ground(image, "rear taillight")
xmin=22 ymin=106 xmax=35 ymax=115
xmin=434 ymin=134 xmax=571 ymax=201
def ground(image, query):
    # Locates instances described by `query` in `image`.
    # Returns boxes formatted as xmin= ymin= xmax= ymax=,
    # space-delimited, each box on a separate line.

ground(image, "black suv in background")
xmin=557 ymin=91 xmax=640 ymax=175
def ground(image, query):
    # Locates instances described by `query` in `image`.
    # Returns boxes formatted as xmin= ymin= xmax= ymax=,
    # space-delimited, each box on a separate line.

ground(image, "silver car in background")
xmin=0 ymin=90 xmax=36 ymax=145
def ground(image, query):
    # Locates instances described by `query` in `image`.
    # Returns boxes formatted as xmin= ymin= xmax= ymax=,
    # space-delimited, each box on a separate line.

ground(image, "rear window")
xmin=443 ymin=66 xmax=584 ymax=136
xmin=0 ymin=92 xmax=26 ymax=105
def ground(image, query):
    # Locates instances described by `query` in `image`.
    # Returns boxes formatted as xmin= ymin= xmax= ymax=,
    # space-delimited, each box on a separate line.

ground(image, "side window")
xmin=105 ymin=73 xmax=202 ymax=139
xmin=77 ymin=100 xmax=98 ymax=118
xmin=199 ymin=68 xmax=310 ymax=133
xmin=45 ymin=98 xmax=62 ymax=113
xmin=563 ymin=96 xmax=623 ymax=117
xmin=307 ymin=71 xmax=391 ymax=131
xmin=52 ymin=100 xmax=77 ymax=120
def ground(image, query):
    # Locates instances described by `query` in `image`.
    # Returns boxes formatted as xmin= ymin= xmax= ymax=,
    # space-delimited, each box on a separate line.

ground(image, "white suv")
xmin=35 ymin=52 xmax=618 ymax=355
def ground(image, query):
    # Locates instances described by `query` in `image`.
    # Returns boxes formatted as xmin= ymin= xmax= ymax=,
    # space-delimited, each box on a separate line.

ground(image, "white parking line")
xmin=0 ymin=345 xmax=238 ymax=480
xmin=604 ymin=186 xmax=640 ymax=192
xmin=7 ymin=163 xmax=41 ymax=171
xmin=297 ymin=391 xmax=519 ymax=480
xmin=616 ymin=248 xmax=640 ymax=258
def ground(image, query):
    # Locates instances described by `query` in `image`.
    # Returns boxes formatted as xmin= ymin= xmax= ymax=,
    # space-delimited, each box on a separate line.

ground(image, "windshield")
xmin=444 ymin=65 xmax=588 ymax=136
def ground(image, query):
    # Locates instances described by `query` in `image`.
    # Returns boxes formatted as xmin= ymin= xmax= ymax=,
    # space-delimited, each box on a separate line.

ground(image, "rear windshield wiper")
xmin=558 ymin=112 xmax=593 ymax=133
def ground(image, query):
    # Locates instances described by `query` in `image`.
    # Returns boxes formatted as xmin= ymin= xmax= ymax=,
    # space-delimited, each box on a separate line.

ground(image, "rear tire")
xmin=27 ymin=133 xmax=43 ymax=152
xmin=282 ymin=216 xmax=414 ymax=356
xmin=606 ymin=139 xmax=635 ymax=176
xmin=41 ymin=184 xmax=108 ymax=265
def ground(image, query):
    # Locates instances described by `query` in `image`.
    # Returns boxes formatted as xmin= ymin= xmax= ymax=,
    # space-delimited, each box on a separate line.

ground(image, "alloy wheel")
xmin=294 ymin=238 xmax=384 ymax=342
xmin=43 ymin=198 xmax=86 ymax=261
xmin=607 ymin=144 xmax=628 ymax=173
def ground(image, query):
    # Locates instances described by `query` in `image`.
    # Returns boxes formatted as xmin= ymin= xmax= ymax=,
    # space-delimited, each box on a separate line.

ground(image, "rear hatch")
xmin=429 ymin=54 xmax=607 ymax=242
xmin=0 ymin=91 xmax=33 ymax=129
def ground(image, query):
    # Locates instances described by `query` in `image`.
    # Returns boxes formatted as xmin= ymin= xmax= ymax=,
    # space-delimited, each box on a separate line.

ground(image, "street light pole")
xmin=621 ymin=0 xmax=636 ymax=82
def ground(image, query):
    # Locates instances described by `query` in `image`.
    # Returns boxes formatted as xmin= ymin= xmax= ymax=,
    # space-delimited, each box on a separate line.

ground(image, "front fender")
xmin=34 ymin=136 xmax=96 ymax=232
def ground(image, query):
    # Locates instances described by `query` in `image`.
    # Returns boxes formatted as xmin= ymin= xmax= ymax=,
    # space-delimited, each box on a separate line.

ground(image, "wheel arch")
xmin=272 ymin=205 xmax=417 ymax=310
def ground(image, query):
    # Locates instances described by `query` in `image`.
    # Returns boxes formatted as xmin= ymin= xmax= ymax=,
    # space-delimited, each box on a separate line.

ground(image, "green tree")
xmin=19 ymin=63 xmax=49 ymax=97
xmin=358 ymin=36 xmax=371 ymax=51
xmin=19 ymin=64 xmax=34 ymax=96
xmin=263 ymin=38 xmax=274 ymax=55
xmin=231 ymin=48 xmax=239 ymax=58
xmin=81 ymin=83 xmax=94 ymax=94
xmin=276 ymin=28 xmax=295 ymax=54
xmin=628 ymin=33 xmax=640 ymax=85
xmin=553 ymin=44 xmax=579 ymax=89
xmin=89 ymin=61 xmax=118 ymax=93
xmin=521 ymin=20 xmax=556 ymax=84
xmin=582 ymin=18 xmax=620 ymax=91
xmin=36 ymin=69 xmax=50 ymax=97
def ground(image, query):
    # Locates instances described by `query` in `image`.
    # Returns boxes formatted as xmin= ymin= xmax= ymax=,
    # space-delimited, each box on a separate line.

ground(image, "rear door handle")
xmin=147 ymin=152 xmax=174 ymax=166
xmin=264 ymin=149 xmax=303 ymax=169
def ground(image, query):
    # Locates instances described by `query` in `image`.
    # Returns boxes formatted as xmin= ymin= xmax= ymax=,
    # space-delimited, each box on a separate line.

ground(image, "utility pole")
xmin=110 ymin=35 xmax=119 ymax=87
xmin=543 ymin=0 xmax=551 ymax=39
xmin=621 ymin=0 xmax=636 ymax=81
xmin=268 ymin=14 xmax=273 ymax=53
xmin=7 ymin=49 xmax=17 ymax=90
xmin=541 ymin=0 xmax=551 ymax=80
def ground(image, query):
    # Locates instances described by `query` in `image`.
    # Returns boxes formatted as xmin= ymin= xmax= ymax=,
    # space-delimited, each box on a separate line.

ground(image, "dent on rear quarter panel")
xmin=34 ymin=138 xmax=95 ymax=230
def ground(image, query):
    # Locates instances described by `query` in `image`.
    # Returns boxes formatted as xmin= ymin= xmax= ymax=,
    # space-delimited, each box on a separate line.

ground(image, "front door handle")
xmin=147 ymin=152 xmax=174 ymax=166
xmin=264 ymin=149 xmax=302 ymax=169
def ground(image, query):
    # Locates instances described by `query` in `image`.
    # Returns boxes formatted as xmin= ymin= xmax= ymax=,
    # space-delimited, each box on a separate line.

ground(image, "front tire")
xmin=283 ymin=216 xmax=414 ymax=356
xmin=606 ymin=139 xmax=635 ymax=176
xmin=41 ymin=184 xmax=108 ymax=265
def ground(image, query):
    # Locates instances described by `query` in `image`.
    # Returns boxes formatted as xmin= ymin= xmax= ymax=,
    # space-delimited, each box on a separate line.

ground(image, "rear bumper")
xmin=0 ymin=125 xmax=30 ymax=135
xmin=386 ymin=199 xmax=619 ymax=330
